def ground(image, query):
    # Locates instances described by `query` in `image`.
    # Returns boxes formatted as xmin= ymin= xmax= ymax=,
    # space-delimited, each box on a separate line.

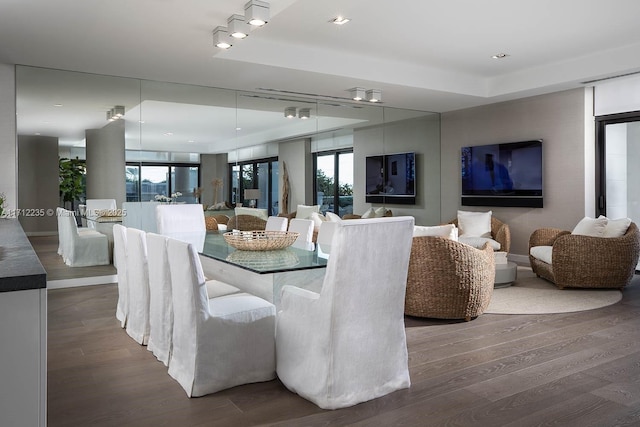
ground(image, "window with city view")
xmin=315 ymin=150 xmax=353 ymax=217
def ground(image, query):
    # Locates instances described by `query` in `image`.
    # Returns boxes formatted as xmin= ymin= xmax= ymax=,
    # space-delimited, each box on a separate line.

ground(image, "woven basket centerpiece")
xmin=223 ymin=230 xmax=299 ymax=251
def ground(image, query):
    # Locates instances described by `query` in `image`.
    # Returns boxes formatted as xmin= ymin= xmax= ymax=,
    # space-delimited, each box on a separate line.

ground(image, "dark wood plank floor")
xmin=30 ymin=235 xmax=116 ymax=281
xmin=46 ymin=271 xmax=640 ymax=427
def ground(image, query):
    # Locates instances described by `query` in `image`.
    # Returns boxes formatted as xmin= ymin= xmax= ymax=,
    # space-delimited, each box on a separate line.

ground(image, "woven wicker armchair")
xmin=528 ymin=222 xmax=640 ymax=289
xmin=226 ymin=214 xmax=267 ymax=231
xmin=204 ymin=216 xmax=219 ymax=231
xmin=405 ymin=236 xmax=495 ymax=321
xmin=211 ymin=214 xmax=230 ymax=226
xmin=449 ymin=216 xmax=511 ymax=253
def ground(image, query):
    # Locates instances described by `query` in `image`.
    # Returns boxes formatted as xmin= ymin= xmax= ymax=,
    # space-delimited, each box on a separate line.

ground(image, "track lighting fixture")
xmin=366 ymin=89 xmax=382 ymax=103
xmin=212 ymin=26 xmax=232 ymax=49
xmin=349 ymin=87 xmax=366 ymax=101
xmin=227 ymin=14 xmax=249 ymax=39
xmin=298 ymin=108 xmax=311 ymax=119
xmin=284 ymin=107 xmax=297 ymax=118
xmin=244 ymin=0 xmax=270 ymax=27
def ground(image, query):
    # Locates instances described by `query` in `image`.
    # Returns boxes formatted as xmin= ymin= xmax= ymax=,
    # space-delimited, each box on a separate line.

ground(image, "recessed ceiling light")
xmin=491 ymin=53 xmax=509 ymax=59
xmin=164 ymin=132 xmax=173 ymax=136
xmin=188 ymin=140 xmax=195 ymax=143
xmin=331 ymin=16 xmax=350 ymax=25
xmin=53 ymin=104 xmax=63 ymax=107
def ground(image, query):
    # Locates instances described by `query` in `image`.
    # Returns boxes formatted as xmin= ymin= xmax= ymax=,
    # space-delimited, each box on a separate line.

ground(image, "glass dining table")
xmin=168 ymin=231 xmax=329 ymax=308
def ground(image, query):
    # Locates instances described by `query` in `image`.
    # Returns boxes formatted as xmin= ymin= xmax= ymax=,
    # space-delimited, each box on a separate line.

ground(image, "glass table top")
xmin=168 ymin=231 xmax=328 ymax=274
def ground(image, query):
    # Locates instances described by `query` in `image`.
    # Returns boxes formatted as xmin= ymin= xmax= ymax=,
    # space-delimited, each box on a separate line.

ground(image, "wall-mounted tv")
xmin=365 ymin=152 xmax=416 ymax=205
xmin=461 ymin=140 xmax=543 ymax=208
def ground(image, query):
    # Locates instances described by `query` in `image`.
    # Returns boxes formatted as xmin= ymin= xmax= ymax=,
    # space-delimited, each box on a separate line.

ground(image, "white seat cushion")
xmin=458 ymin=236 xmax=501 ymax=250
xmin=530 ymin=245 xmax=553 ymax=264
xmin=206 ymin=280 xmax=242 ymax=298
xmin=413 ymin=224 xmax=458 ymax=241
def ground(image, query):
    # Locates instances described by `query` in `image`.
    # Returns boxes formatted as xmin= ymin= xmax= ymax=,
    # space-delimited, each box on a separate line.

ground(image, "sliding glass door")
xmin=596 ymin=111 xmax=640 ymax=269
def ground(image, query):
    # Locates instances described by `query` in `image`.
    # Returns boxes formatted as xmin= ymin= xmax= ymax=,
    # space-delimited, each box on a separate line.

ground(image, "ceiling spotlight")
xmin=227 ymin=14 xmax=249 ymax=39
xmin=349 ymin=87 xmax=366 ymax=101
xmin=331 ymin=16 xmax=350 ymax=25
xmin=284 ymin=107 xmax=297 ymax=118
xmin=213 ymin=26 xmax=232 ymax=49
xmin=113 ymin=105 xmax=125 ymax=118
xmin=491 ymin=53 xmax=509 ymax=59
xmin=244 ymin=0 xmax=269 ymax=27
xmin=366 ymin=89 xmax=382 ymax=103
xmin=298 ymin=108 xmax=311 ymax=120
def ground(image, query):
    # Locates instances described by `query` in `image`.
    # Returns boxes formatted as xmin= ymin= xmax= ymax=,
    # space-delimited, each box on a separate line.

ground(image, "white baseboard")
xmin=508 ymin=253 xmax=529 ymax=266
xmin=47 ymin=275 xmax=117 ymax=290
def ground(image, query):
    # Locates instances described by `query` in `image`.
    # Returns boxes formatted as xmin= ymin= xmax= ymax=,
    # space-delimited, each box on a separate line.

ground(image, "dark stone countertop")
xmin=0 ymin=219 xmax=47 ymax=292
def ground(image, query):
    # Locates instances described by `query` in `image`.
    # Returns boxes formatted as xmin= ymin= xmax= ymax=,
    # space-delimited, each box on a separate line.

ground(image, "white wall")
xmin=595 ymin=73 xmax=640 ymax=116
xmin=441 ymin=88 xmax=592 ymax=257
xmin=0 ymin=63 xmax=16 ymax=210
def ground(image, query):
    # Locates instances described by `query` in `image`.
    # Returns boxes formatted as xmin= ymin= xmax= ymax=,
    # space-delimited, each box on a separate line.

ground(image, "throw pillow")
xmin=325 ymin=211 xmax=342 ymax=222
xmin=572 ymin=216 xmax=607 ymax=237
xmin=457 ymin=210 xmax=492 ymax=238
xmin=360 ymin=208 xmax=376 ymax=219
xmin=295 ymin=204 xmax=320 ymax=219
xmin=602 ymin=216 xmax=631 ymax=238
xmin=458 ymin=236 xmax=500 ymax=250
xmin=309 ymin=211 xmax=327 ymax=228
xmin=374 ymin=206 xmax=391 ymax=217
xmin=413 ymin=224 xmax=458 ymax=241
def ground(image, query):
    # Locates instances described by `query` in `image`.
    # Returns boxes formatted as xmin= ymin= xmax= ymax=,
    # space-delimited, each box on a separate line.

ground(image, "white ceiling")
xmin=4 ymin=0 xmax=640 ymax=150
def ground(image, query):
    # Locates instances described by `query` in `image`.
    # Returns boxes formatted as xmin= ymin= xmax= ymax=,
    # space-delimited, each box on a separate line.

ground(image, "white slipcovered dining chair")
xmin=316 ymin=221 xmax=338 ymax=258
xmin=125 ymin=227 xmax=150 ymax=345
xmin=59 ymin=209 xmax=110 ymax=267
xmin=166 ymin=237 xmax=276 ymax=397
xmin=146 ymin=233 xmax=173 ymax=366
xmin=265 ymin=216 xmax=288 ymax=232
xmin=113 ymin=224 xmax=128 ymax=328
xmin=156 ymin=204 xmax=205 ymax=235
xmin=85 ymin=198 xmax=117 ymax=229
xmin=276 ymin=216 xmax=415 ymax=409
xmin=288 ymin=218 xmax=314 ymax=250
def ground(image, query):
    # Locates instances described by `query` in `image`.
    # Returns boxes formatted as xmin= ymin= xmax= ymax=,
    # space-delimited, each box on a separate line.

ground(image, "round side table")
xmin=494 ymin=261 xmax=517 ymax=288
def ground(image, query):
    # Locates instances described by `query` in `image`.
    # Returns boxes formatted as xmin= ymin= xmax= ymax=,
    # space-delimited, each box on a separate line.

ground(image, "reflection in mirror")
xmin=16 ymin=66 xmax=441 ymax=236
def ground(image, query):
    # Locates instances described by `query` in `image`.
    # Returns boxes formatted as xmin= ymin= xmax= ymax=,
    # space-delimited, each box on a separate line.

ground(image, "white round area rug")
xmin=485 ymin=267 xmax=623 ymax=315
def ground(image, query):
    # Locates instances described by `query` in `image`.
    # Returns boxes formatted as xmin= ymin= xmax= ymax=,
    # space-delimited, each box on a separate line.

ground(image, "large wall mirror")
xmin=16 ymin=65 xmax=441 ymax=232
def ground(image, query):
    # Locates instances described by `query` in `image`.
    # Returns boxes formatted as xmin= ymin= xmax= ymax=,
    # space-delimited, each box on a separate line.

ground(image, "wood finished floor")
xmin=41 ymin=235 xmax=640 ymax=426
xmin=29 ymin=235 xmax=116 ymax=281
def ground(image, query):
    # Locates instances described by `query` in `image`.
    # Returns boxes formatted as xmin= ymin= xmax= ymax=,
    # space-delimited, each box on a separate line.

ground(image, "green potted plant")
xmin=59 ymin=157 xmax=86 ymax=212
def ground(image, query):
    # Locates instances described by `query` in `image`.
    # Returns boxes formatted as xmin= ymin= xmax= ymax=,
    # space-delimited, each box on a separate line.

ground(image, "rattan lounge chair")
xmin=528 ymin=222 xmax=640 ymax=289
xmin=405 ymin=236 xmax=495 ymax=321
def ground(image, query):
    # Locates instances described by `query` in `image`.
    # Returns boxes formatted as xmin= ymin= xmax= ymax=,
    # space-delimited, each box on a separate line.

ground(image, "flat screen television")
xmin=461 ymin=140 xmax=543 ymax=208
xmin=365 ymin=152 xmax=416 ymax=205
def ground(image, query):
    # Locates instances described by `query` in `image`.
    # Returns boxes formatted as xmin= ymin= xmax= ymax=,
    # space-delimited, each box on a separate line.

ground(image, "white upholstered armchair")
xmin=275 ymin=216 xmax=415 ymax=409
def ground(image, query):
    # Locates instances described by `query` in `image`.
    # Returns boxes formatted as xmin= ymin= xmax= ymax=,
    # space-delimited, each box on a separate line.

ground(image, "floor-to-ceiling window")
xmin=229 ymin=157 xmax=278 ymax=214
xmin=126 ymin=163 xmax=200 ymax=202
xmin=595 ymin=111 xmax=640 ymax=269
xmin=314 ymin=150 xmax=353 ymax=216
